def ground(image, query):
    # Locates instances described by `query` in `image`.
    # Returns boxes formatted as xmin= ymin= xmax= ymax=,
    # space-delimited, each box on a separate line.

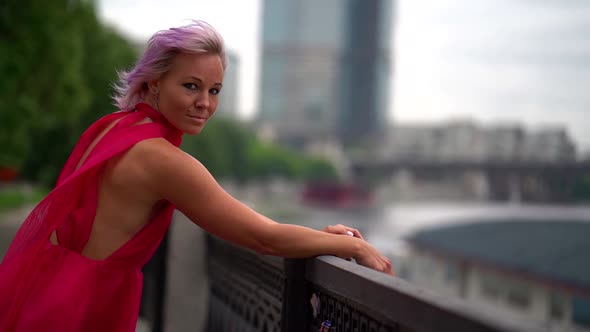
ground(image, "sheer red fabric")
xmin=0 ymin=103 xmax=183 ymax=332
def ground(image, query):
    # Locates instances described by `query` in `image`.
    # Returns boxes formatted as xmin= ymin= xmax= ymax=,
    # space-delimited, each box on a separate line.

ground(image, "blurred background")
xmin=1 ymin=0 xmax=590 ymax=331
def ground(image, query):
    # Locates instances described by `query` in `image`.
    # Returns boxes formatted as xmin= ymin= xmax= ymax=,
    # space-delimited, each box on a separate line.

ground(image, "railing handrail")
xmin=306 ymin=255 xmax=548 ymax=332
xmin=206 ymin=235 xmax=551 ymax=332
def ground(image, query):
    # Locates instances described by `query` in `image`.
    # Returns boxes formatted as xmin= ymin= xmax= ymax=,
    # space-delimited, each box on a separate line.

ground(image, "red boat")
xmin=301 ymin=181 xmax=373 ymax=208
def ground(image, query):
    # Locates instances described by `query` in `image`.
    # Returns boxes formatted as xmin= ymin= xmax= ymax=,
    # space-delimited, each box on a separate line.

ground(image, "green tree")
xmin=182 ymin=116 xmax=338 ymax=183
xmin=303 ymin=158 xmax=339 ymax=181
xmin=1 ymin=0 xmax=137 ymax=186
xmin=1 ymin=0 xmax=89 ymax=169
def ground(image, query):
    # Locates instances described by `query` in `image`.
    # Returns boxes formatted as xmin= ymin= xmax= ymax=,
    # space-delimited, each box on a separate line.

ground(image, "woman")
xmin=0 ymin=20 xmax=393 ymax=331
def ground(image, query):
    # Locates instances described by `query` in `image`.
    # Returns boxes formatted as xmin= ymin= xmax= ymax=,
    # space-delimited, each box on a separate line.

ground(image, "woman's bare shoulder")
xmin=127 ymin=138 xmax=190 ymax=169
xmin=125 ymin=137 xmax=219 ymax=204
xmin=127 ymin=138 xmax=205 ymax=182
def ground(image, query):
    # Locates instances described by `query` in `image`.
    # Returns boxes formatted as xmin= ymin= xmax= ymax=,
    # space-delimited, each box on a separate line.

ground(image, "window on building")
xmin=507 ymin=285 xmax=531 ymax=310
xmin=480 ymin=273 xmax=502 ymax=301
xmin=419 ymin=255 xmax=435 ymax=276
xmin=445 ymin=263 xmax=459 ymax=284
xmin=549 ymin=293 xmax=566 ymax=321
xmin=304 ymin=102 xmax=323 ymax=122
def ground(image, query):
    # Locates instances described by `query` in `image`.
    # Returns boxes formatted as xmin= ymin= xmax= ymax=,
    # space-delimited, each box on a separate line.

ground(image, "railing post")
xmin=282 ymin=259 xmax=309 ymax=332
xmin=152 ymin=231 xmax=168 ymax=332
xmin=139 ymin=231 xmax=168 ymax=332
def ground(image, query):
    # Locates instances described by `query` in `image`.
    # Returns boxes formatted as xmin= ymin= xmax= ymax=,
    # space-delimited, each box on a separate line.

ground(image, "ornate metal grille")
xmin=206 ymin=236 xmax=284 ymax=332
xmin=308 ymin=287 xmax=399 ymax=332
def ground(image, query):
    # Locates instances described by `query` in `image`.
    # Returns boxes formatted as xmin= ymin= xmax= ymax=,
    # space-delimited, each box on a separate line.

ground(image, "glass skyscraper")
xmin=258 ymin=0 xmax=393 ymax=148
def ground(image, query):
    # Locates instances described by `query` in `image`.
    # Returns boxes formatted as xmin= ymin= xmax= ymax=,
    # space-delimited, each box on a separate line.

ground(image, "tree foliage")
xmin=0 ymin=0 xmax=136 ymax=185
xmin=182 ymin=118 xmax=338 ymax=183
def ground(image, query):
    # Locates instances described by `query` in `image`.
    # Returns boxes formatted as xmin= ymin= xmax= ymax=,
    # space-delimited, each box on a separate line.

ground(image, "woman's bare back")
xmin=51 ymin=116 xmax=164 ymax=260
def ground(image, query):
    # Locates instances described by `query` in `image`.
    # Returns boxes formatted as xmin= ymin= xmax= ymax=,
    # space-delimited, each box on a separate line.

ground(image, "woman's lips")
xmin=187 ymin=115 xmax=207 ymax=126
xmin=187 ymin=114 xmax=207 ymax=121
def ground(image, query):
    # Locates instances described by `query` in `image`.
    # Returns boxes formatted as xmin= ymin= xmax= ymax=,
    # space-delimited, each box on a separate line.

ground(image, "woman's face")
xmin=153 ymin=52 xmax=224 ymax=135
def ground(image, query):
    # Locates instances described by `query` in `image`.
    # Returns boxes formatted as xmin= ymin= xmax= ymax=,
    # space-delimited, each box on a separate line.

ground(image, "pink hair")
xmin=113 ymin=20 xmax=227 ymax=110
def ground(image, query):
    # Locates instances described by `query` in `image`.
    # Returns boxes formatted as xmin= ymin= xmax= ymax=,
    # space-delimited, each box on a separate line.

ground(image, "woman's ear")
xmin=148 ymin=81 xmax=159 ymax=95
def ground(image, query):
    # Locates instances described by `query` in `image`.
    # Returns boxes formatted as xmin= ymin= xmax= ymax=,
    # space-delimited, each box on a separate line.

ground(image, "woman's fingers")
xmin=324 ymin=224 xmax=365 ymax=240
xmin=381 ymin=257 xmax=395 ymax=276
xmin=323 ymin=225 xmax=393 ymax=275
xmin=349 ymin=228 xmax=364 ymax=240
xmin=335 ymin=224 xmax=365 ymax=240
xmin=322 ymin=224 xmax=352 ymax=236
xmin=355 ymin=242 xmax=395 ymax=276
xmin=322 ymin=225 xmax=347 ymax=235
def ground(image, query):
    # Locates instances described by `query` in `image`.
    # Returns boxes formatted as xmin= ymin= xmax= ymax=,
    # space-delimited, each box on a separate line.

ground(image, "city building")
xmin=337 ymin=0 xmax=392 ymax=146
xmin=258 ymin=0 xmax=393 ymax=150
xmin=216 ymin=51 xmax=240 ymax=118
xmin=523 ymin=127 xmax=577 ymax=162
xmin=402 ymin=221 xmax=590 ymax=331
xmin=484 ymin=125 xmax=525 ymax=162
xmin=379 ymin=122 xmax=577 ymax=162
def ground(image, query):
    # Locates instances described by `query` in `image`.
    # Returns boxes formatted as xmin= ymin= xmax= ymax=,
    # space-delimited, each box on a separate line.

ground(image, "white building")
xmin=401 ymin=221 xmax=590 ymax=331
xmin=483 ymin=125 xmax=525 ymax=161
xmin=381 ymin=122 xmax=576 ymax=162
xmin=523 ymin=127 xmax=577 ymax=162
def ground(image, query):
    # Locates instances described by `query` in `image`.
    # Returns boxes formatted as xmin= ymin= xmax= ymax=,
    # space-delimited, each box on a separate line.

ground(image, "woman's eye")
xmin=210 ymin=88 xmax=221 ymax=96
xmin=183 ymin=83 xmax=198 ymax=90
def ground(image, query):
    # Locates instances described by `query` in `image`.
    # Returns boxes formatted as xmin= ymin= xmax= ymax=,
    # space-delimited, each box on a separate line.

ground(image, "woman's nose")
xmin=195 ymin=91 xmax=210 ymax=109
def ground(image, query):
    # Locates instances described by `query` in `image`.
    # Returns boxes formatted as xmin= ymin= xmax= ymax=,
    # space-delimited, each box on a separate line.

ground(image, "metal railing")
xmin=205 ymin=235 xmax=549 ymax=332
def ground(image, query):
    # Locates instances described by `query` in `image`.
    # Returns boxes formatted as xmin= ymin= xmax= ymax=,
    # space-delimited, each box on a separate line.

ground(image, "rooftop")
xmin=408 ymin=220 xmax=590 ymax=293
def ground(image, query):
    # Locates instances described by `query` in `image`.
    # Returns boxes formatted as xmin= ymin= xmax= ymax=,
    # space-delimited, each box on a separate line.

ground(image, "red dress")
xmin=0 ymin=103 xmax=182 ymax=331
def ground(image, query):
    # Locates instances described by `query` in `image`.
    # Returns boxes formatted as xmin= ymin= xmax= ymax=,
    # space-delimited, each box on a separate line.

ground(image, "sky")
xmin=97 ymin=0 xmax=590 ymax=151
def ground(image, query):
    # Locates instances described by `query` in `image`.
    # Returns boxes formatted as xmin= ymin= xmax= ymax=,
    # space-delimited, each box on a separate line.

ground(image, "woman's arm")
xmin=139 ymin=139 xmax=393 ymax=275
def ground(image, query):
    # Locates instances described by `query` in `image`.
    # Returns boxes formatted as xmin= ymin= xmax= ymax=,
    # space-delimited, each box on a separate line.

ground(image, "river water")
xmin=285 ymin=202 xmax=590 ymax=260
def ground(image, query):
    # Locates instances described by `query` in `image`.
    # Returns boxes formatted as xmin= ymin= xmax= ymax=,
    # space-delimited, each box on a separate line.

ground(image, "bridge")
xmin=350 ymin=160 xmax=590 ymax=203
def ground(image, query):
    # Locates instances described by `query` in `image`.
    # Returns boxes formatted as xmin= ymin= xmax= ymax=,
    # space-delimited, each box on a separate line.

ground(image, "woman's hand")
xmin=355 ymin=241 xmax=395 ymax=276
xmin=322 ymin=224 xmax=394 ymax=276
xmin=321 ymin=224 xmax=364 ymax=240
